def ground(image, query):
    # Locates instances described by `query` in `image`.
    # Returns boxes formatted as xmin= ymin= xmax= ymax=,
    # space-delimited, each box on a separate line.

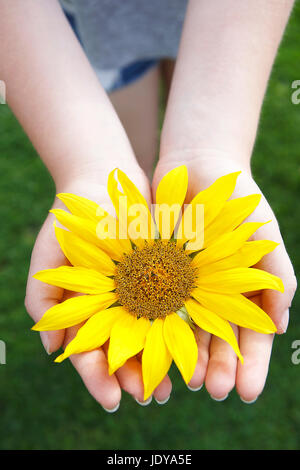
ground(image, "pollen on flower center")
xmin=114 ymin=240 xmax=196 ymax=320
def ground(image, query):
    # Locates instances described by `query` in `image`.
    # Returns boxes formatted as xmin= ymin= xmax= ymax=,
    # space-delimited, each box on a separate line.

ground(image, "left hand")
xmin=153 ymin=153 xmax=297 ymax=402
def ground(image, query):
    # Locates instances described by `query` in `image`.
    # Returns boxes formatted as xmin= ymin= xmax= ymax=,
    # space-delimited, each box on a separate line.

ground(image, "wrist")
xmin=52 ymin=156 xmax=139 ymax=194
xmin=158 ymin=147 xmax=252 ymax=174
xmin=52 ymin=159 xmax=151 ymax=210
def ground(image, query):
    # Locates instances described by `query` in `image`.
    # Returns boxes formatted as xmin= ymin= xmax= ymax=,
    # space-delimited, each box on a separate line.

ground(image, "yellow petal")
xmin=54 ymin=223 xmax=116 ymax=276
xmin=198 ymin=240 xmax=279 ymax=275
xmin=177 ymin=171 xmax=241 ymax=248
xmin=196 ymin=267 xmax=284 ymax=294
xmin=142 ymin=319 xmax=172 ymax=400
xmin=51 ymin=209 xmax=98 ymax=243
xmin=55 ymin=306 xmax=123 ymax=362
xmin=118 ymin=169 xmax=156 ymax=244
xmin=108 ymin=169 xmax=155 ymax=248
xmin=96 ymin=214 xmax=132 ymax=255
xmin=108 ymin=313 xmax=151 ymax=374
xmin=33 ymin=266 xmax=115 ymax=294
xmin=195 ymin=240 xmax=278 ymax=277
xmin=32 ymin=292 xmax=117 ymax=331
xmin=163 ymin=313 xmax=198 ymax=384
xmin=200 ymin=194 xmax=261 ymax=248
xmin=185 ymin=298 xmax=243 ymax=362
xmin=155 ymin=166 xmax=188 ymax=240
xmin=192 ymin=289 xmax=277 ymax=333
xmin=107 ymin=168 xmax=124 ymax=218
xmin=57 ymin=193 xmax=103 ymax=221
xmin=192 ymin=222 xmax=266 ymax=268
xmin=117 ymin=169 xmax=151 ymax=211
xmin=51 ymin=209 xmax=126 ymax=261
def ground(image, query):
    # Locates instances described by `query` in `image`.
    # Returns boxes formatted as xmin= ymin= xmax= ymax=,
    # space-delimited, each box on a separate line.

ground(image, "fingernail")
xmin=103 ymin=403 xmax=120 ymax=413
xmin=135 ymin=396 xmax=152 ymax=406
xmin=155 ymin=395 xmax=170 ymax=405
xmin=40 ymin=332 xmax=52 ymax=355
xmin=210 ymin=394 xmax=228 ymax=402
xmin=187 ymin=383 xmax=203 ymax=392
xmin=240 ymin=397 xmax=257 ymax=404
xmin=278 ymin=309 xmax=289 ymax=334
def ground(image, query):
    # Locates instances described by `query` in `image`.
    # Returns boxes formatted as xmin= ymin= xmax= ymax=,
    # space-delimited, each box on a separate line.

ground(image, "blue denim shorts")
xmin=64 ymin=10 xmax=158 ymax=93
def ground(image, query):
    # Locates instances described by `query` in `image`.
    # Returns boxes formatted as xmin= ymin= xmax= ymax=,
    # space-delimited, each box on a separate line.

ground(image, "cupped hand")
xmin=25 ymin=165 xmax=172 ymax=411
xmin=153 ymin=153 xmax=297 ymax=402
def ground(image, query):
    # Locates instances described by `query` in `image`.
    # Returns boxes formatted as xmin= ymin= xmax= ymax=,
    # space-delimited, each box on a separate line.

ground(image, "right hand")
xmin=25 ymin=169 xmax=172 ymax=411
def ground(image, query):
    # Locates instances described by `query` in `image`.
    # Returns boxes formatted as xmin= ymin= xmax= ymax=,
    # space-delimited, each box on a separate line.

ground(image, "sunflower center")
xmin=115 ymin=240 xmax=196 ymax=320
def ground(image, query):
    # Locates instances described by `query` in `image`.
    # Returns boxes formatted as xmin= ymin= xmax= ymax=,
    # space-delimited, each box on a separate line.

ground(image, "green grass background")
xmin=0 ymin=5 xmax=300 ymax=451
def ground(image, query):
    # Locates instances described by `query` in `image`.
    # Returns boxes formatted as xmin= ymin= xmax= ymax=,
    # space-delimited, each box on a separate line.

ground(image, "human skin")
xmin=0 ymin=0 xmax=171 ymax=410
xmin=0 ymin=0 xmax=297 ymax=409
xmin=154 ymin=0 xmax=297 ymax=401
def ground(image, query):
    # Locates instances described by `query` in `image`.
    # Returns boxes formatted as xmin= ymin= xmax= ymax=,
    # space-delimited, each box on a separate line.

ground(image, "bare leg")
xmin=109 ymin=65 xmax=160 ymax=180
xmin=160 ymin=59 xmax=176 ymax=102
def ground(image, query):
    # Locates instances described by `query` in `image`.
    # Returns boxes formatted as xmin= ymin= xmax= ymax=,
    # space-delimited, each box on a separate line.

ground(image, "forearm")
xmin=0 ymin=0 xmax=135 ymax=189
xmin=160 ymin=0 xmax=294 ymax=165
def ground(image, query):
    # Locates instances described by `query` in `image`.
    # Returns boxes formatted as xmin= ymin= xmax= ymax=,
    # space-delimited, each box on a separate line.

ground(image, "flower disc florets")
xmin=115 ymin=240 xmax=196 ymax=320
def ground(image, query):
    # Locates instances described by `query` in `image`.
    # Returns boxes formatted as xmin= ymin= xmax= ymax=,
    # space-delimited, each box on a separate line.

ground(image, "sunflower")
xmin=32 ymin=166 xmax=284 ymax=400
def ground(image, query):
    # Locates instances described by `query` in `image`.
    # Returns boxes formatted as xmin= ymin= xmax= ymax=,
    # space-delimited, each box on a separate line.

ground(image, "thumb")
xmin=252 ymin=219 xmax=297 ymax=334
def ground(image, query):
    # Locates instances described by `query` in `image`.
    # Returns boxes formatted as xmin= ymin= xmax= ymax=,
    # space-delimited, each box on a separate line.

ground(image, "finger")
xmin=101 ymin=342 xmax=149 ymax=405
xmin=228 ymin=176 xmax=297 ymax=333
xmin=115 ymin=355 xmax=172 ymax=406
xmin=259 ymin=243 xmax=296 ymax=333
xmin=25 ymin=210 xmax=67 ymax=353
xmin=115 ymin=357 xmax=146 ymax=404
xmin=236 ymin=295 xmax=274 ymax=403
xmin=236 ymin=329 xmax=274 ymax=404
xmin=236 ymin=294 xmax=274 ymax=402
xmin=238 ymin=187 xmax=297 ymax=333
xmin=153 ymin=374 xmax=172 ymax=404
xmin=187 ymin=327 xmax=210 ymax=391
xmin=252 ymin=220 xmax=297 ymax=333
xmin=205 ymin=324 xmax=239 ymax=401
xmin=64 ymin=326 xmax=121 ymax=411
xmin=115 ymin=351 xmax=172 ymax=405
